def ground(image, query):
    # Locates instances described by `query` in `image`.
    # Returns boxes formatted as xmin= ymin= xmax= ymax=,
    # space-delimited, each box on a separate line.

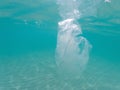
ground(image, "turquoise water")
xmin=0 ymin=0 xmax=120 ymax=90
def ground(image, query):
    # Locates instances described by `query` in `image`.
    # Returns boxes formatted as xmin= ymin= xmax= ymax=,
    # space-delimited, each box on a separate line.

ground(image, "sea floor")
xmin=0 ymin=51 xmax=119 ymax=90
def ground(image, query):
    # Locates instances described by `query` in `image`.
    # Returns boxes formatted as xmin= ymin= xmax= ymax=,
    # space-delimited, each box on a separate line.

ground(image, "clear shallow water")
xmin=0 ymin=0 xmax=120 ymax=90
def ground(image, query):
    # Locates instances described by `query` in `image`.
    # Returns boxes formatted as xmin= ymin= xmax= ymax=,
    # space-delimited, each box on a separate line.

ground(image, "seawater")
xmin=0 ymin=0 xmax=120 ymax=90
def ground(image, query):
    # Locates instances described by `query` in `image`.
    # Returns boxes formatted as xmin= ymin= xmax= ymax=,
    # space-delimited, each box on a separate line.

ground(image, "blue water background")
xmin=0 ymin=0 xmax=120 ymax=90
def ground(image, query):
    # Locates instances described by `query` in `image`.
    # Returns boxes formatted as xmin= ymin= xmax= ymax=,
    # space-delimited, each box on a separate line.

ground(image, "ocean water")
xmin=0 ymin=0 xmax=120 ymax=90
